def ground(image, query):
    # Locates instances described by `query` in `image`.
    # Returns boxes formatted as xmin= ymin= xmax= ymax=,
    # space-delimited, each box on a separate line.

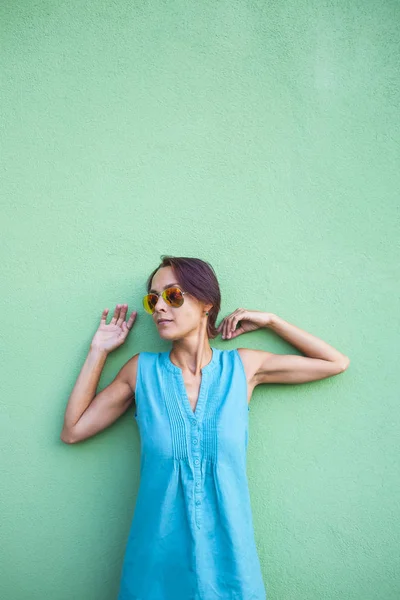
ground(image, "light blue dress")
xmin=117 ymin=347 xmax=267 ymax=600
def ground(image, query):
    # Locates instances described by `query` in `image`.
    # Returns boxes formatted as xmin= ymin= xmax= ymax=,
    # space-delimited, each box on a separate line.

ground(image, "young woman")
xmin=61 ymin=255 xmax=350 ymax=600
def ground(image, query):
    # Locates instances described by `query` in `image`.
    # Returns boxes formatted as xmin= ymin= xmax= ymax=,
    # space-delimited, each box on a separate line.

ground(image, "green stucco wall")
xmin=1 ymin=1 xmax=399 ymax=598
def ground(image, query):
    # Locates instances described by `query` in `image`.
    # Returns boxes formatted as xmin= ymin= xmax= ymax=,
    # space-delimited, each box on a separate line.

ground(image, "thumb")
xmin=229 ymin=328 xmax=243 ymax=339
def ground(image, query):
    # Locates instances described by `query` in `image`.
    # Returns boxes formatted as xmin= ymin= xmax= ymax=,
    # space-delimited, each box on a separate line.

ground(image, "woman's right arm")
xmin=60 ymin=304 xmax=138 ymax=444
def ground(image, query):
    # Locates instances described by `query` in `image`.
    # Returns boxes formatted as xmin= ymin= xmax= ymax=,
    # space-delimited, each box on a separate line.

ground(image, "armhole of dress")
xmin=134 ymin=352 xmax=143 ymax=419
xmin=233 ymin=349 xmax=251 ymax=413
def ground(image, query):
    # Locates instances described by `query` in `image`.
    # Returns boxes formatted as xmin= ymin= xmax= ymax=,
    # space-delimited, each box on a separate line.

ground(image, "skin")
xmin=60 ymin=266 xmax=350 ymax=443
xmin=147 ymin=266 xmax=215 ymax=412
xmin=150 ymin=268 xmax=213 ymax=365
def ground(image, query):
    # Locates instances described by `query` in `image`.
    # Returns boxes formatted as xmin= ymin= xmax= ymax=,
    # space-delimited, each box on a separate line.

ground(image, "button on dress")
xmin=117 ymin=347 xmax=267 ymax=600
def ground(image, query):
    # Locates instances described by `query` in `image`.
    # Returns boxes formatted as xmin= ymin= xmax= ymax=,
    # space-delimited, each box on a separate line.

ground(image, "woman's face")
xmin=149 ymin=266 xmax=207 ymax=341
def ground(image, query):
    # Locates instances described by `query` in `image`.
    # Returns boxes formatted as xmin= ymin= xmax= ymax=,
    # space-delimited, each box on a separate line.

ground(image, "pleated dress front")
xmin=117 ymin=347 xmax=267 ymax=600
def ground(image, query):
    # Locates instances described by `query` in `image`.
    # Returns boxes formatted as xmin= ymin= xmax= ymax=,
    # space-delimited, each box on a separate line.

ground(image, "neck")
xmin=169 ymin=336 xmax=212 ymax=375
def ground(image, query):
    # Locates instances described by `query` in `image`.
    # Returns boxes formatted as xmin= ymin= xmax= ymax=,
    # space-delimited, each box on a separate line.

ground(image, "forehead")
xmin=150 ymin=266 xmax=179 ymax=291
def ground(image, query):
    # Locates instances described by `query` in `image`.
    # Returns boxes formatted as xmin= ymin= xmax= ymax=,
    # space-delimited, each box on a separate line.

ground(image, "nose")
xmin=154 ymin=293 xmax=169 ymax=312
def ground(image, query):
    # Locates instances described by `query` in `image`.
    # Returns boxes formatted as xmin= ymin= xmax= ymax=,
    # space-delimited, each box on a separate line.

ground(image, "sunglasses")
xmin=143 ymin=286 xmax=187 ymax=315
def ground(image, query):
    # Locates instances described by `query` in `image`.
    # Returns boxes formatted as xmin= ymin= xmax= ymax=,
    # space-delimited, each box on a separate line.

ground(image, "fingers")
xmin=217 ymin=317 xmax=230 ymax=339
xmin=228 ymin=325 xmax=243 ymax=339
xmin=216 ymin=319 xmax=230 ymax=338
xmin=110 ymin=304 xmax=122 ymax=325
xmin=108 ymin=304 xmax=138 ymax=331
xmin=100 ymin=308 xmax=109 ymax=325
xmin=223 ymin=318 xmax=229 ymax=339
xmin=225 ymin=319 xmax=234 ymax=339
xmin=116 ymin=304 xmax=128 ymax=328
xmin=120 ymin=310 xmax=137 ymax=338
xmin=217 ymin=309 xmax=245 ymax=339
xmin=126 ymin=310 xmax=137 ymax=329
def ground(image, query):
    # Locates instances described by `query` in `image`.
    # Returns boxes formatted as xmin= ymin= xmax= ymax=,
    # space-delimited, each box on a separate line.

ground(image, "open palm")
xmin=91 ymin=304 xmax=137 ymax=353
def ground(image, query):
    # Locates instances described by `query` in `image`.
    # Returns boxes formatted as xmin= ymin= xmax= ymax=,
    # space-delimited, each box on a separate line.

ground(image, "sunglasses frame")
xmin=143 ymin=286 xmax=187 ymax=314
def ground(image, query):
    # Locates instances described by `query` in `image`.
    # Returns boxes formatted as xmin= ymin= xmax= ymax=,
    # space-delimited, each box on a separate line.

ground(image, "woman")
xmin=61 ymin=255 xmax=350 ymax=600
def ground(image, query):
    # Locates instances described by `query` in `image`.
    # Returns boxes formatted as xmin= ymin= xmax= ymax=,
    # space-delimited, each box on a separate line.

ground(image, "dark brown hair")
xmin=146 ymin=255 xmax=221 ymax=339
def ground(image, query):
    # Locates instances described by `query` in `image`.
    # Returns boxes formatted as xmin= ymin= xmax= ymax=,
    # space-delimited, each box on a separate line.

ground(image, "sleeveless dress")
xmin=117 ymin=347 xmax=267 ymax=600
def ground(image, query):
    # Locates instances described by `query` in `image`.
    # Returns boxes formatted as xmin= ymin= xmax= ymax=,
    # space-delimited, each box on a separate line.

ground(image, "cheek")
xmin=179 ymin=308 xmax=201 ymax=327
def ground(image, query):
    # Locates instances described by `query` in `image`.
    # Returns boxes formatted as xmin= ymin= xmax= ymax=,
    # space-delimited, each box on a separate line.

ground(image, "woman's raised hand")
xmin=90 ymin=304 xmax=137 ymax=354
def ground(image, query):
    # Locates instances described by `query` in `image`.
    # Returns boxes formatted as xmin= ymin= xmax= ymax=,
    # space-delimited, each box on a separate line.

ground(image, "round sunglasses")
xmin=143 ymin=286 xmax=187 ymax=315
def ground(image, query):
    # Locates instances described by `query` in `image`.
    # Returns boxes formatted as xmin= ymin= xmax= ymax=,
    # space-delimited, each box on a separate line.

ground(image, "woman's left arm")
xmin=267 ymin=313 xmax=349 ymax=364
xmin=218 ymin=310 xmax=350 ymax=385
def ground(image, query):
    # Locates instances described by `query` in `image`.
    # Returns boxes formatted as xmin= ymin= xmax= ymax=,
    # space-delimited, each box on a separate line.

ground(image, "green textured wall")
xmin=1 ymin=1 xmax=399 ymax=598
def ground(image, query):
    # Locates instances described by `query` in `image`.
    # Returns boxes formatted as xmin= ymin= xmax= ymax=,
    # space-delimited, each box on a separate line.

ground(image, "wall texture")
xmin=1 ymin=1 xmax=399 ymax=599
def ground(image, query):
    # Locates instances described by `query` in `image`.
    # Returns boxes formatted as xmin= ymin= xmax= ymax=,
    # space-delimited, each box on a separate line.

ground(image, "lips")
xmin=157 ymin=319 xmax=172 ymax=324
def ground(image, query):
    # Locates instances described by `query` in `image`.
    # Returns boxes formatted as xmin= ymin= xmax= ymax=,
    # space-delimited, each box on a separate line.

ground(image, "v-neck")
xmin=163 ymin=347 xmax=219 ymax=422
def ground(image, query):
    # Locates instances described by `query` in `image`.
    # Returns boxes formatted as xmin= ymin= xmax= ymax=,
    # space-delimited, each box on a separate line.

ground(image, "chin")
xmin=158 ymin=329 xmax=177 ymax=340
xmin=158 ymin=329 xmax=185 ymax=342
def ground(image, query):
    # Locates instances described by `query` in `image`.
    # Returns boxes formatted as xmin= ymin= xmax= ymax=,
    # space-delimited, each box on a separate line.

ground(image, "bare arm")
xmin=60 ymin=350 xmax=138 ymax=444
xmin=217 ymin=309 xmax=349 ymax=386
xmin=60 ymin=303 xmax=138 ymax=444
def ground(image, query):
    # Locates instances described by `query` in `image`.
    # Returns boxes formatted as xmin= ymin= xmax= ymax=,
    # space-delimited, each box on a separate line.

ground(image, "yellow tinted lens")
xmin=164 ymin=287 xmax=184 ymax=307
xmin=143 ymin=294 xmax=158 ymax=314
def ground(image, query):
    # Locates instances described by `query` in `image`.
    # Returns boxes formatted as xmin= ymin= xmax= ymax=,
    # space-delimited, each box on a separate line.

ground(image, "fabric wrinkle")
xmin=117 ymin=347 xmax=267 ymax=600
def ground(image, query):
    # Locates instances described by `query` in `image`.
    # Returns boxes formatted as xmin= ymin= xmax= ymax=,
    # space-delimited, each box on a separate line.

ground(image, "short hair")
xmin=146 ymin=255 xmax=221 ymax=339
